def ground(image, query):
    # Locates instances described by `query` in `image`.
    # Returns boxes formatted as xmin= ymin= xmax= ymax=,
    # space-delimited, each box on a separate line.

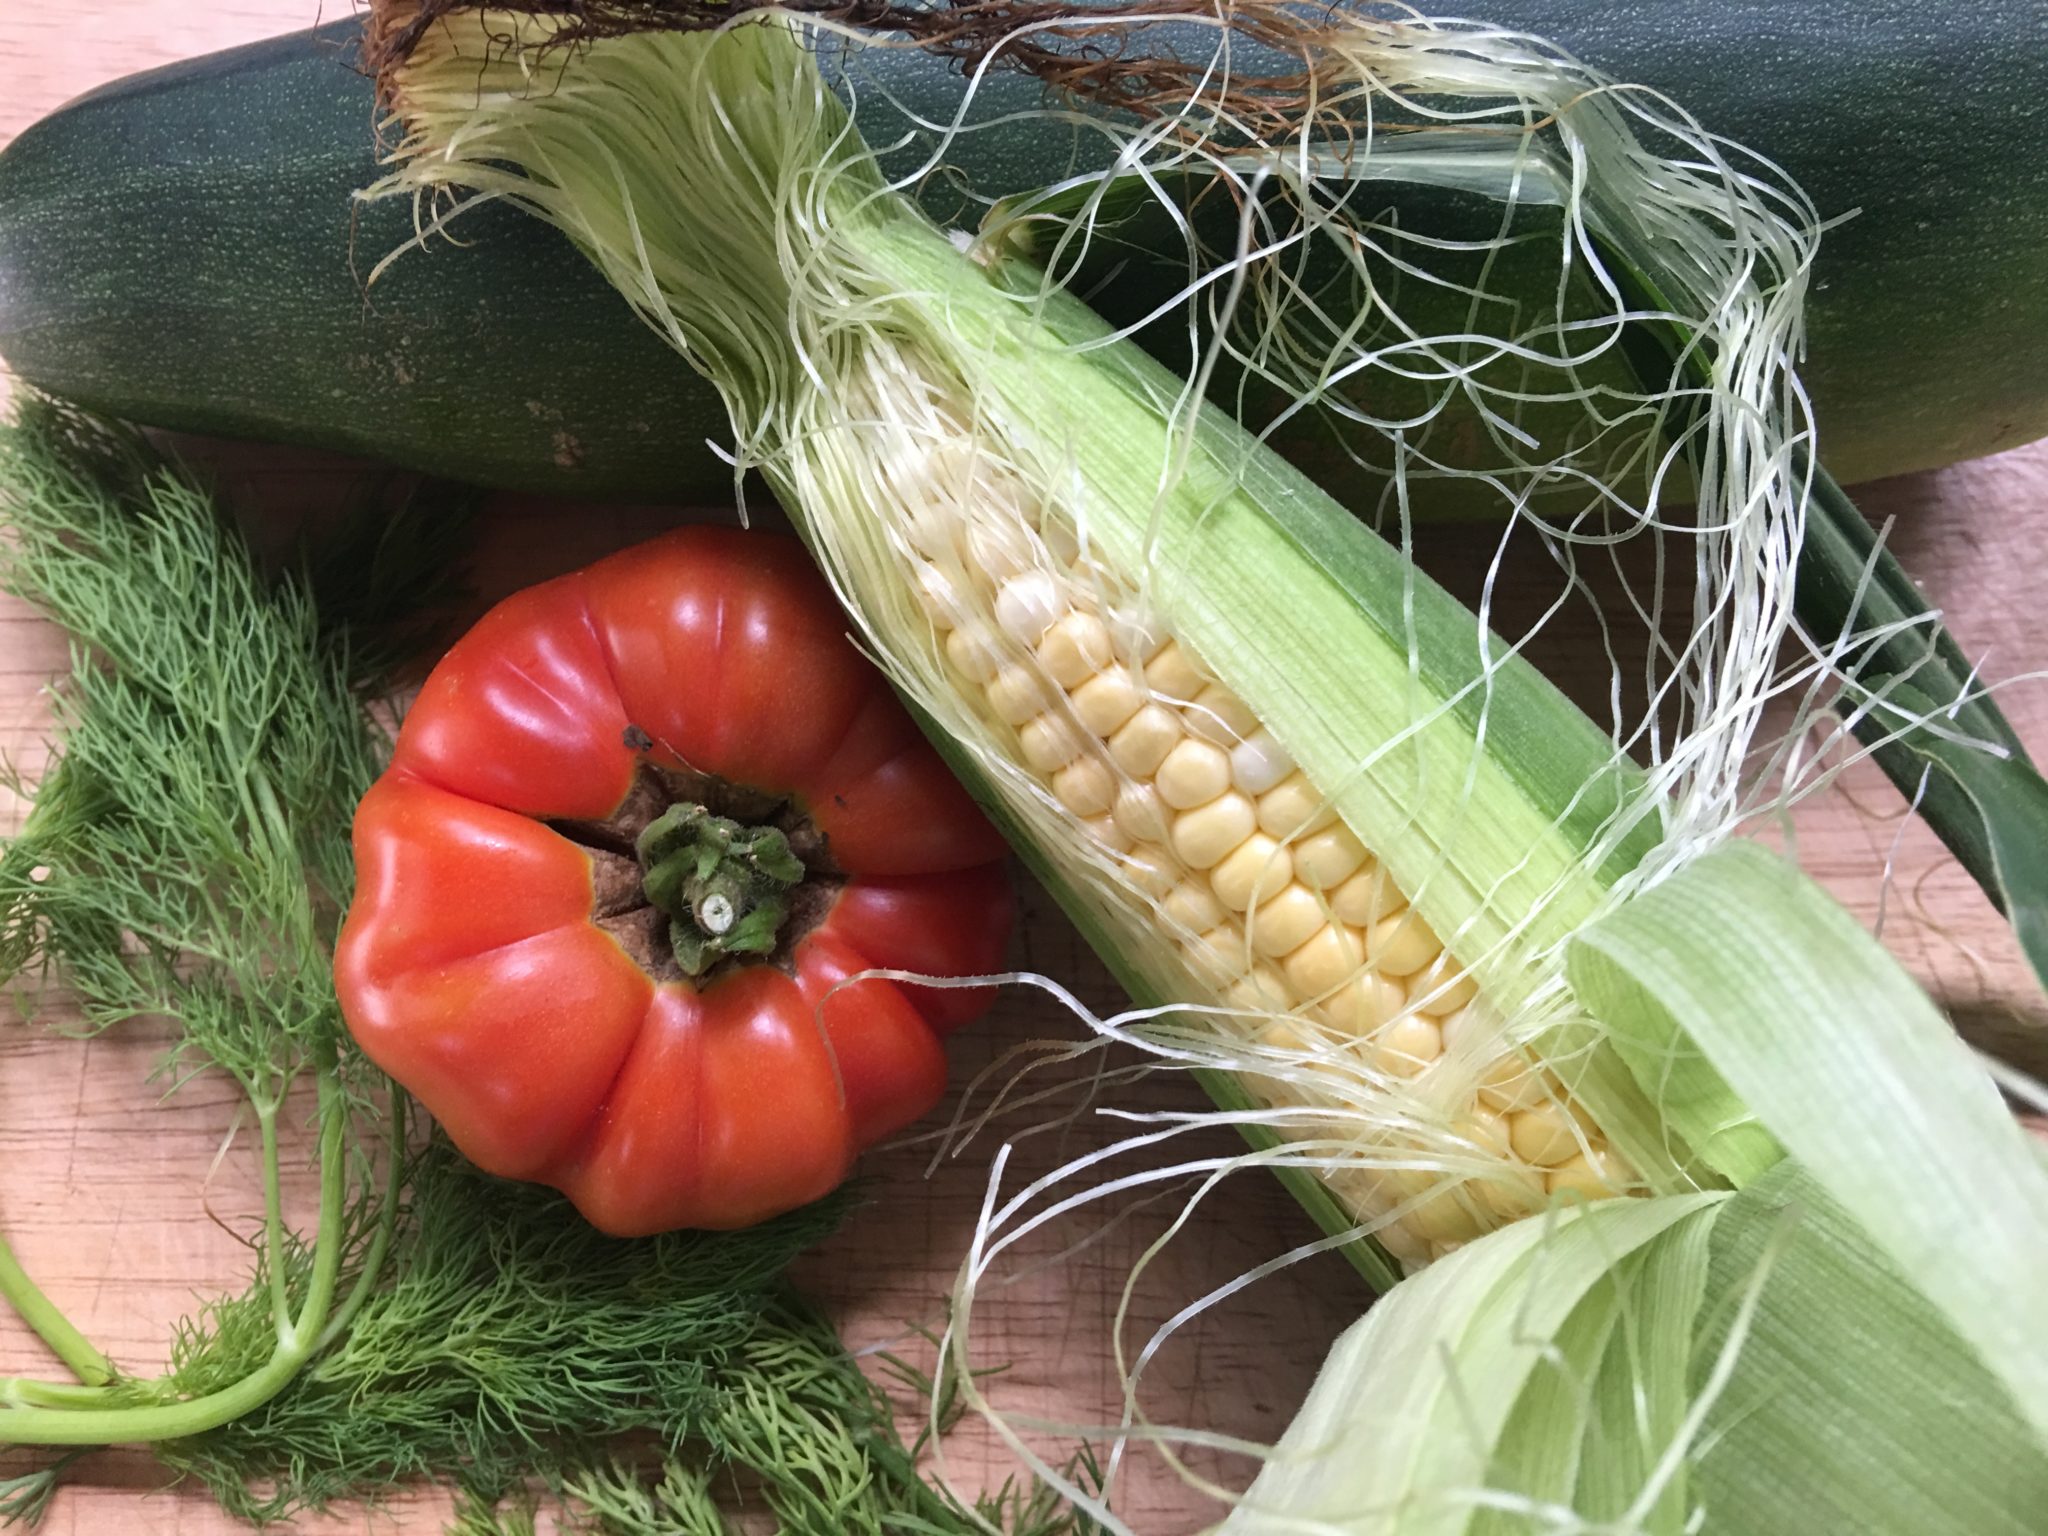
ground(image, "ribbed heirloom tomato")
xmin=334 ymin=528 xmax=1012 ymax=1235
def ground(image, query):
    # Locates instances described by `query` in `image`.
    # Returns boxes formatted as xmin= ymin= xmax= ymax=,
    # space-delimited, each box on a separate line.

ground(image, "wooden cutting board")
xmin=4 ymin=7 xmax=2045 ymax=1532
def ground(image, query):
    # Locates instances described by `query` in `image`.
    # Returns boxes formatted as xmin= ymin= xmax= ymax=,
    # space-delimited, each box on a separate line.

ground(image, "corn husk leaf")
xmin=1472 ymin=1206 xmax=1711 ymax=1536
xmin=1565 ymin=1211 xmax=1711 ymax=1534
xmin=1567 ymin=839 xmax=2048 ymax=1436
xmin=1873 ymin=680 xmax=2048 ymax=991
xmin=1691 ymin=1159 xmax=2048 ymax=1536
xmin=1220 ymin=1195 xmax=1720 ymax=1535
xmin=1231 ymin=1167 xmax=2048 ymax=1535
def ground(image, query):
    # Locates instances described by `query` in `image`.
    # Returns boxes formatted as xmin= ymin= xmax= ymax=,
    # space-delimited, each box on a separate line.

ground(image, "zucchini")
xmin=2 ymin=6 xmax=2044 ymax=499
xmin=0 ymin=25 xmax=728 ymax=498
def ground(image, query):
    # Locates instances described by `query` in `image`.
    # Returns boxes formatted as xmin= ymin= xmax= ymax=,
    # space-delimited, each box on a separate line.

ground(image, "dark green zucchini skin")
xmin=2 ymin=6 xmax=2043 ymax=499
xmin=0 ymin=23 xmax=730 ymax=498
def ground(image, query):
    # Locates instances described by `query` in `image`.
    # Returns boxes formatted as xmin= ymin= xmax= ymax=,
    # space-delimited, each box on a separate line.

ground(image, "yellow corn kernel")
xmin=1475 ymin=1050 xmax=1552 ymax=1113
xmin=1108 ymin=703 xmax=1182 ymax=777
xmin=1400 ymin=1185 xmax=1490 ymax=1246
xmin=1186 ymin=683 xmax=1259 ymax=745
xmin=1020 ymin=712 xmax=1086 ymax=773
xmin=1257 ymin=771 xmax=1339 ymax=838
xmin=1548 ymin=1144 xmax=1633 ymax=1202
xmin=1508 ymin=1099 xmax=1588 ymax=1167
xmin=945 ymin=622 xmax=1002 ymax=682
xmin=1210 ymin=833 xmax=1294 ymax=912
xmin=1037 ymin=611 xmax=1113 ymax=687
xmin=1408 ymin=956 xmax=1480 ymax=1017
xmin=1366 ymin=910 xmax=1441 ymax=977
xmin=1171 ymin=793 xmax=1258 ymax=869
xmin=1070 ymin=670 xmax=1144 ymax=736
xmin=1143 ymin=640 xmax=1206 ymax=703
xmin=1115 ymin=843 xmax=1177 ymax=896
xmin=1052 ymin=755 xmax=1116 ymax=817
xmin=1464 ymin=1104 xmax=1512 ymax=1157
xmin=1329 ymin=863 xmax=1401 ymax=926
xmin=1293 ymin=826 xmax=1369 ymax=889
xmin=1249 ymin=885 xmax=1329 ymax=959
xmin=1156 ymin=738 xmax=1233 ymax=810
xmin=1370 ymin=1013 xmax=1443 ymax=1076
xmin=1282 ymin=922 xmax=1365 ymax=1002
xmin=1320 ymin=972 xmax=1407 ymax=1036
xmin=1112 ymin=782 xmax=1172 ymax=844
xmin=989 ymin=663 xmax=1054 ymax=725
xmin=1163 ymin=880 xmax=1227 ymax=934
xmin=1183 ymin=924 xmax=1245 ymax=986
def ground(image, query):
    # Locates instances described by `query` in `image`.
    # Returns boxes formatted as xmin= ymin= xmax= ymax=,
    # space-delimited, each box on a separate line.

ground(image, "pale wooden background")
xmin=2 ymin=5 xmax=2044 ymax=1534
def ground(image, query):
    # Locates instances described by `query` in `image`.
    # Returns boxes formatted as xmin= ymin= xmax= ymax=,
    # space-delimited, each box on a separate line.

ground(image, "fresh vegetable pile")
xmin=2 ymin=1 xmax=2045 ymax=1532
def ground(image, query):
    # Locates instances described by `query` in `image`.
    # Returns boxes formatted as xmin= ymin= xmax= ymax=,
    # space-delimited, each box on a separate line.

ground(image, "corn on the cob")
xmin=863 ymin=386 xmax=1635 ymax=1264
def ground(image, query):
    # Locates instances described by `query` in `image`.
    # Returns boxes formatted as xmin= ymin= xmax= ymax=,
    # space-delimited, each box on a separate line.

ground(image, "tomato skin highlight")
xmin=391 ymin=576 xmax=638 ymax=819
xmin=334 ymin=528 xmax=1011 ymax=1235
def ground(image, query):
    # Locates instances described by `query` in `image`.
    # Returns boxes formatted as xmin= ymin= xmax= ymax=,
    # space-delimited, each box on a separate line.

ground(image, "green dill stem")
xmin=0 ymin=1071 xmax=352 ymax=1447
xmin=0 ymin=1232 xmax=113 ymax=1388
xmin=1 ymin=1379 xmax=116 ymax=1410
xmin=291 ymin=1067 xmax=352 ymax=1358
xmin=310 ymin=1087 xmax=407 ymax=1357
xmin=256 ymin=1099 xmax=292 ymax=1338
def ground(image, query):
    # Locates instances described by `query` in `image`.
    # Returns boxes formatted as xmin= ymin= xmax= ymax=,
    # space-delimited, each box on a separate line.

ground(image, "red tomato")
xmin=335 ymin=528 xmax=1011 ymax=1235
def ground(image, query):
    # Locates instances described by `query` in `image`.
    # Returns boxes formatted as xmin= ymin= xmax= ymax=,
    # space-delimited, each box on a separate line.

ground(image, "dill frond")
xmin=162 ymin=1144 xmax=1091 ymax=1535
xmin=0 ymin=396 xmax=386 ymax=1099
xmin=0 ymin=395 xmax=408 ymax=1459
xmin=0 ymin=1458 xmax=72 ymax=1529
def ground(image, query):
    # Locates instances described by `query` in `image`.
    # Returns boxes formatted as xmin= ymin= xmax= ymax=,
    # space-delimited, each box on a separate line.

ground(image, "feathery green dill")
xmin=159 ymin=1144 xmax=899 ymax=1527
xmin=0 ymin=1462 xmax=68 ymax=1528
xmin=0 ymin=398 xmax=401 ymax=1449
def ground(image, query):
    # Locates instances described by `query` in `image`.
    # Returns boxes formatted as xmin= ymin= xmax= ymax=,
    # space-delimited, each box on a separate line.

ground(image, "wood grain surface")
xmin=3 ymin=7 xmax=2045 ymax=1534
